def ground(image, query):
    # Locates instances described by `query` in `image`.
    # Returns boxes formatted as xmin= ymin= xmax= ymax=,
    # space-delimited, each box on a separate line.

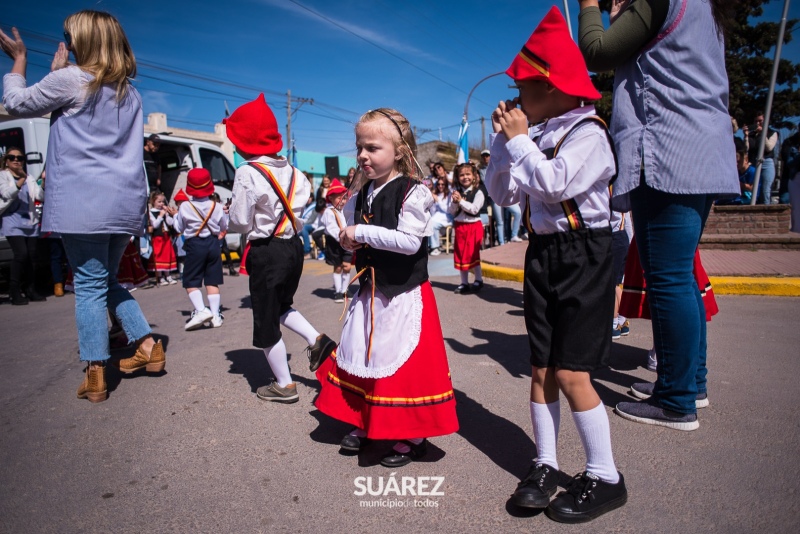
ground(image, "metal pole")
xmin=463 ymin=71 xmax=505 ymax=123
xmin=481 ymin=117 xmax=486 ymax=151
xmin=563 ymin=0 xmax=574 ymax=39
xmin=286 ymin=90 xmax=292 ymax=158
xmin=751 ymin=0 xmax=790 ymax=205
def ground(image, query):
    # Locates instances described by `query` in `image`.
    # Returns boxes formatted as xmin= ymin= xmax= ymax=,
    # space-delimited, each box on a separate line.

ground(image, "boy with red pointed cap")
xmin=226 ymin=94 xmax=336 ymax=403
xmin=318 ymin=179 xmax=352 ymax=302
xmin=173 ymin=168 xmax=228 ymax=330
xmin=484 ymin=7 xmax=627 ymax=523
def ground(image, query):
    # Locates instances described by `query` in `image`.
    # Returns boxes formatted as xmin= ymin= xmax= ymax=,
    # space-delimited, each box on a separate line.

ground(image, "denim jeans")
xmin=429 ymin=216 xmax=452 ymax=250
xmin=61 ymin=234 xmax=152 ymax=362
xmin=759 ymin=158 xmax=775 ymax=205
xmin=504 ymin=203 xmax=522 ymax=241
xmin=491 ymin=201 xmax=505 ymax=245
xmin=630 ymin=186 xmax=714 ymax=414
xmin=301 ymin=223 xmax=314 ymax=254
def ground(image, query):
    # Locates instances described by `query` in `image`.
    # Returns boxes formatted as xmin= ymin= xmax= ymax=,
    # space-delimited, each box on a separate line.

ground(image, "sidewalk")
xmin=481 ymin=242 xmax=800 ymax=296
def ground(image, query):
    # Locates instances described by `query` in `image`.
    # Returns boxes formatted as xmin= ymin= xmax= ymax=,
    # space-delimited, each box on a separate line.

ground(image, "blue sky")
xmin=2 ymin=0 xmax=798 ymax=157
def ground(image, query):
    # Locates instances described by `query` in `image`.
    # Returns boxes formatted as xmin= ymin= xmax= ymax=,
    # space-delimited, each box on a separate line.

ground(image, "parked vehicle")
xmin=0 ymin=118 xmax=242 ymax=265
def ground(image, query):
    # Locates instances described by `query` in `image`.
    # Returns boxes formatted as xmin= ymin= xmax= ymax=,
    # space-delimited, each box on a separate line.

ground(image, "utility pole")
xmin=286 ymin=90 xmax=292 ymax=156
xmin=480 ymin=117 xmax=486 ymax=151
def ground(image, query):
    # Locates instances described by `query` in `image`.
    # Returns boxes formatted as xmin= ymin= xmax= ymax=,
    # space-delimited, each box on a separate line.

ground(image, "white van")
xmin=0 ymin=118 xmax=242 ymax=264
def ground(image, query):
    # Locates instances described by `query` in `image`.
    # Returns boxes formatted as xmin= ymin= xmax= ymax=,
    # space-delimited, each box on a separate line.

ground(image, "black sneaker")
xmin=308 ymin=333 xmax=337 ymax=372
xmin=615 ymin=399 xmax=699 ymax=431
xmin=629 ymin=382 xmax=709 ymax=409
xmin=333 ymin=292 xmax=344 ymax=303
xmin=454 ymin=283 xmax=471 ymax=294
xmin=545 ymin=471 xmax=627 ymax=523
xmin=511 ymin=462 xmax=559 ymax=508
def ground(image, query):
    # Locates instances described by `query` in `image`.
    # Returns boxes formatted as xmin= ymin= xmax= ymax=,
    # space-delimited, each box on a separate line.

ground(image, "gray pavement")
xmin=1 ymin=259 xmax=799 ymax=533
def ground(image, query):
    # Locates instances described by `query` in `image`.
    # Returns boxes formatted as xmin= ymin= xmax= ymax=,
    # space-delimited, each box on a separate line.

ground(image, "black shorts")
xmin=523 ymin=227 xmax=614 ymax=371
xmin=182 ymin=235 xmax=224 ymax=288
xmin=246 ymin=236 xmax=304 ymax=348
xmin=324 ymin=235 xmax=353 ymax=267
xmin=611 ymin=230 xmax=630 ymax=285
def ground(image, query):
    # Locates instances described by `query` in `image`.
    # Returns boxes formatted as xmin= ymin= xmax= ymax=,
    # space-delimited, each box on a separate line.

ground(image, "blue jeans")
xmin=630 ymin=186 xmax=714 ymax=414
xmin=491 ymin=201 xmax=505 ymax=245
xmin=301 ymin=223 xmax=314 ymax=254
xmin=759 ymin=158 xmax=775 ymax=205
xmin=61 ymin=234 xmax=152 ymax=362
xmin=504 ymin=203 xmax=522 ymax=241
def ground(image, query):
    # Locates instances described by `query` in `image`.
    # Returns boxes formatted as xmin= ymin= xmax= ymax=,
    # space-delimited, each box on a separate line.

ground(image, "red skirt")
xmin=315 ymin=282 xmax=459 ymax=440
xmin=148 ymin=234 xmax=177 ymax=272
xmin=620 ymin=237 xmax=719 ymax=321
xmin=239 ymin=241 xmax=251 ymax=276
xmin=453 ymin=220 xmax=482 ymax=271
xmin=117 ymin=240 xmax=150 ymax=287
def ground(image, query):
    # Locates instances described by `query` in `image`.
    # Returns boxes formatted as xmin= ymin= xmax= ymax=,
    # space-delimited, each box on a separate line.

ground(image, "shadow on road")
xmin=311 ymin=288 xmax=336 ymax=300
xmin=225 ymin=348 xmax=273 ymax=393
xmin=430 ymin=280 xmax=524 ymax=310
xmin=106 ymin=333 xmax=170 ymax=392
xmin=446 ymin=327 xmax=530 ymax=378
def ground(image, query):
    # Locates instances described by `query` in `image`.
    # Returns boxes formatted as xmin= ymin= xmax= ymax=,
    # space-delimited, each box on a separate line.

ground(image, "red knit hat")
xmin=325 ymin=179 xmax=347 ymax=202
xmin=173 ymin=189 xmax=189 ymax=202
xmin=223 ymin=93 xmax=283 ymax=155
xmin=186 ymin=168 xmax=215 ymax=197
xmin=506 ymin=7 xmax=601 ymax=101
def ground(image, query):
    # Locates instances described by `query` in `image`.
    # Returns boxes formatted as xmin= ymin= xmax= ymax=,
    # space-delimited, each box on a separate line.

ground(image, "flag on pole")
xmin=290 ymin=137 xmax=298 ymax=167
xmin=457 ymin=116 xmax=469 ymax=164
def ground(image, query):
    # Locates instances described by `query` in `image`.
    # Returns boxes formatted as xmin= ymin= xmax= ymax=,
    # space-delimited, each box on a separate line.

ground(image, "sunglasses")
xmin=63 ymin=31 xmax=72 ymax=46
xmin=5 ymin=154 xmax=25 ymax=162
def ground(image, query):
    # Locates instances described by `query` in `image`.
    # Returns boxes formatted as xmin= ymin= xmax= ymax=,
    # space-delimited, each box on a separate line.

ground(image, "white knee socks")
xmin=280 ymin=308 xmax=319 ymax=346
xmin=333 ymin=273 xmax=341 ymax=293
xmin=264 ymin=339 xmax=293 ymax=387
xmin=188 ymin=290 xmax=206 ymax=312
xmin=531 ymin=401 xmax=560 ymax=469
xmin=473 ymin=265 xmax=483 ymax=282
xmin=341 ymin=271 xmax=351 ymax=291
xmin=208 ymin=294 xmax=221 ymax=316
xmin=572 ymin=403 xmax=619 ymax=484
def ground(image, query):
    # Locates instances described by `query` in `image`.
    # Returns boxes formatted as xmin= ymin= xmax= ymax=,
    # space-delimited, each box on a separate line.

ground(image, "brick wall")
xmin=703 ymin=205 xmax=791 ymax=235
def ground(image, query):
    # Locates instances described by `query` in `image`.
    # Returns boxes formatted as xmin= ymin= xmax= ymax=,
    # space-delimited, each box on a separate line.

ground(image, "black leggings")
xmin=6 ymin=235 xmax=39 ymax=291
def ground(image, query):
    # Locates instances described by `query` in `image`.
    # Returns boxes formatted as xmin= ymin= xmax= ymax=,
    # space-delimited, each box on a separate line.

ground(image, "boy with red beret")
xmin=484 ymin=7 xmax=626 ymax=523
xmin=173 ymin=168 xmax=228 ymax=330
xmin=226 ymin=94 xmax=336 ymax=403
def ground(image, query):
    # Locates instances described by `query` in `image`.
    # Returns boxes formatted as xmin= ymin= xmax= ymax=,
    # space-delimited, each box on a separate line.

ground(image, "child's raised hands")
xmin=498 ymin=107 xmax=529 ymax=141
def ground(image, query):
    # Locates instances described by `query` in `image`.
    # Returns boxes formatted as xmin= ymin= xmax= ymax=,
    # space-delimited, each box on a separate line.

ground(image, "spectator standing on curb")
xmin=1 ymin=11 xmax=166 ymax=403
xmin=744 ymin=113 xmax=779 ymax=205
xmin=143 ymin=134 xmax=161 ymax=192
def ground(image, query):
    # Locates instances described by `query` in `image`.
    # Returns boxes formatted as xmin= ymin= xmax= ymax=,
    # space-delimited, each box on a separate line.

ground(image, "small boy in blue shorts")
xmin=484 ymin=7 xmax=626 ymax=523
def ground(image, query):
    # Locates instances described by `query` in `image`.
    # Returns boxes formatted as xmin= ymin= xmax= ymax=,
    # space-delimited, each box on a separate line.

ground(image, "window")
xmin=0 ymin=127 xmax=26 ymax=157
xmin=200 ymin=148 xmax=235 ymax=186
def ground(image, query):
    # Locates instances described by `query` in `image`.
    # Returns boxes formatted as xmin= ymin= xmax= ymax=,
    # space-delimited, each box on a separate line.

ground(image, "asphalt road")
xmin=1 ymin=257 xmax=798 ymax=533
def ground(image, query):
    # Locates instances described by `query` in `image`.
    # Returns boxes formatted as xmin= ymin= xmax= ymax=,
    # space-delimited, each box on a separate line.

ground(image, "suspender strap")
xmin=249 ymin=162 xmax=300 ymax=237
xmin=188 ymin=201 xmax=217 ymax=237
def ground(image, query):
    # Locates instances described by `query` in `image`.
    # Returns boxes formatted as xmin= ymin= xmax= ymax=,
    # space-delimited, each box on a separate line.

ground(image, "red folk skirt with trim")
xmin=453 ymin=220 xmax=482 ymax=271
xmin=315 ymin=281 xmax=459 ymax=440
xmin=148 ymin=234 xmax=177 ymax=272
xmin=117 ymin=240 xmax=150 ymax=288
xmin=620 ymin=237 xmax=719 ymax=322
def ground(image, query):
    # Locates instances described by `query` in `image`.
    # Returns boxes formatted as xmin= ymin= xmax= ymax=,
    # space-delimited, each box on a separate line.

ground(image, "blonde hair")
xmin=64 ymin=10 xmax=136 ymax=101
xmin=357 ymin=108 xmax=421 ymax=181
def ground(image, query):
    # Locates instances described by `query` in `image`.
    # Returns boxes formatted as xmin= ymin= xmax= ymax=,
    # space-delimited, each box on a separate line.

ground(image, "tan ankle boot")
xmin=77 ymin=363 xmax=107 ymax=403
xmin=54 ymin=283 xmax=65 ymax=297
xmin=116 ymin=340 xmax=166 ymax=374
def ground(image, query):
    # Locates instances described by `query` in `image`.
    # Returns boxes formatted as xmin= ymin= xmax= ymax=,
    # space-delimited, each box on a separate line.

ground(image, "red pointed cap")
xmin=506 ymin=7 xmax=601 ymax=101
xmin=173 ymin=189 xmax=189 ymax=202
xmin=325 ymin=179 xmax=347 ymax=202
xmin=224 ymin=93 xmax=283 ymax=155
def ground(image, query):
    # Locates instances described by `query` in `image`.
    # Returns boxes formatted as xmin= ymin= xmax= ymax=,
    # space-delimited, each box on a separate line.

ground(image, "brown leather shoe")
xmin=77 ymin=363 xmax=107 ymax=403
xmin=54 ymin=283 xmax=65 ymax=297
xmin=116 ymin=340 xmax=166 ymax=374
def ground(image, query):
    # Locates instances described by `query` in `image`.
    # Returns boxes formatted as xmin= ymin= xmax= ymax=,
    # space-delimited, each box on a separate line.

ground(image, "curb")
xmin=480 ymin=262 xmax=800 ymax=297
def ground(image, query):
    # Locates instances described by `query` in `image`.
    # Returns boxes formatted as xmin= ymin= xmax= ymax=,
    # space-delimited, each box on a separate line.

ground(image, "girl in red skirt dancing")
xmin=449 ymin=162 xmax=485 ymax=294
xmin=315 ymin=108 xmax=459 ymax=467
xmin=147 ymin=191 xmax=177 ymax=285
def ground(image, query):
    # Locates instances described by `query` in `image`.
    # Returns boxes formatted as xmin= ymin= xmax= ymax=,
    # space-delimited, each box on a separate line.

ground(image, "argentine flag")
xmin=456 ymin=117 xmax=469 ymax=164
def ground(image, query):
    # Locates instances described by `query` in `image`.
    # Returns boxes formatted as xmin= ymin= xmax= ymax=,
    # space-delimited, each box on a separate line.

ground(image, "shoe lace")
xmin=564 ymin=472 xmax=597 ymax=504
xmin=517 ymin=463 xmax=550 ymax=490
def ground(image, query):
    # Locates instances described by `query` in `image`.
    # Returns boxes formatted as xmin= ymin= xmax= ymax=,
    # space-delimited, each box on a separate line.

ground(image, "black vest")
xmin=354 ymin=177 xmax=428 ymax=299
xmin=150 ymin=209 xmax=166 ymax=237
xmin=453 ymin=186 xmax=479 ymax=218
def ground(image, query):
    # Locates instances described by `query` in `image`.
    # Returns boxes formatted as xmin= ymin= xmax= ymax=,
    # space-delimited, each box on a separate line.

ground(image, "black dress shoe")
xmin=26 ymin=288 xmax=46 ymax=302
xmin=545 ymin=471 xmax=627 ymax=523
xmin=380 ymin=439 xmax=427 ymax=468
xmin=471 ymin=280 xmax=484 ymax=292
xmin=454 ymin=284 xmax=471 ymax=294
xmin=10 ymin=291 xmax=29 ymax=305
xmin=340 ymin=432 xmax=367 ymax=452
xmin=512 ymin=462 xmax=559 ymax=508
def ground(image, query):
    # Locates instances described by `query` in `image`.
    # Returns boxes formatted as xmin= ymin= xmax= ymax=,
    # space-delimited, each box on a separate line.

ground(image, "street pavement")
xmin=1 ymin=257 xmax=799 ymax=533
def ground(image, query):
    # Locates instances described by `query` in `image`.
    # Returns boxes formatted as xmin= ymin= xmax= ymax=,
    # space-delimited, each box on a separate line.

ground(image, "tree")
xmin=591 ymin=0 xmax=800 ymax=129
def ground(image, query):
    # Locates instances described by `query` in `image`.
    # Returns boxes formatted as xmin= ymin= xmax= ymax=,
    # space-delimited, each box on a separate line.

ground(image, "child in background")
xmin=147 ymin=191 xmax=178 ymax=285
xmin=484 ymin=8 xmax=626 ymax=522
xmin=226 ymin=94 xmax=336 ymax=403
xmin=173 ymin=168 xmax=228 ymax=330
xmin=318 ymin=178 xmax=352 ymax=302
xmin=315 ymin=108 xmax=458 ymax=468
xmin=428 ymin=177 xmax=452 ymax=256
xmin=449 ymin=162 xmax=485 ymax=293
xmin=172 ymin=189 xmax=189 ymax=280
xmin=212 ymin=192 xmax=239 ymax=276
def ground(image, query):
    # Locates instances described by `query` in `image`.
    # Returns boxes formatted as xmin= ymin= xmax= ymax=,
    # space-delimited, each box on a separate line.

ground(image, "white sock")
xmin=208 ymin=293 xmax=221 ymax=316
xmin=280 ymin=308 xmax=319 ymax=346
xmin=188 ymin=290 xmax=205 ymax=312
xmin=341 ymin=271 xmax=351 ymax=291
xmin=264 ymin=339 xmax=293 ymax=387
xmin=617 ymin=315 xmax=626 ymax=327
xmin=473 ymin=265 xmax=483 ymax=282
xmin=572 ymin=403 xmax=620 ymax=484
xmin=460 ymin=271 xmax=469 ymax=285
xmin=531 ymin=401 xmax=560 ymax=469
xmin=393 ymin=437 xmax=424 ymax=453
xmin=332 ymin=273 xmax=341 ymax=293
